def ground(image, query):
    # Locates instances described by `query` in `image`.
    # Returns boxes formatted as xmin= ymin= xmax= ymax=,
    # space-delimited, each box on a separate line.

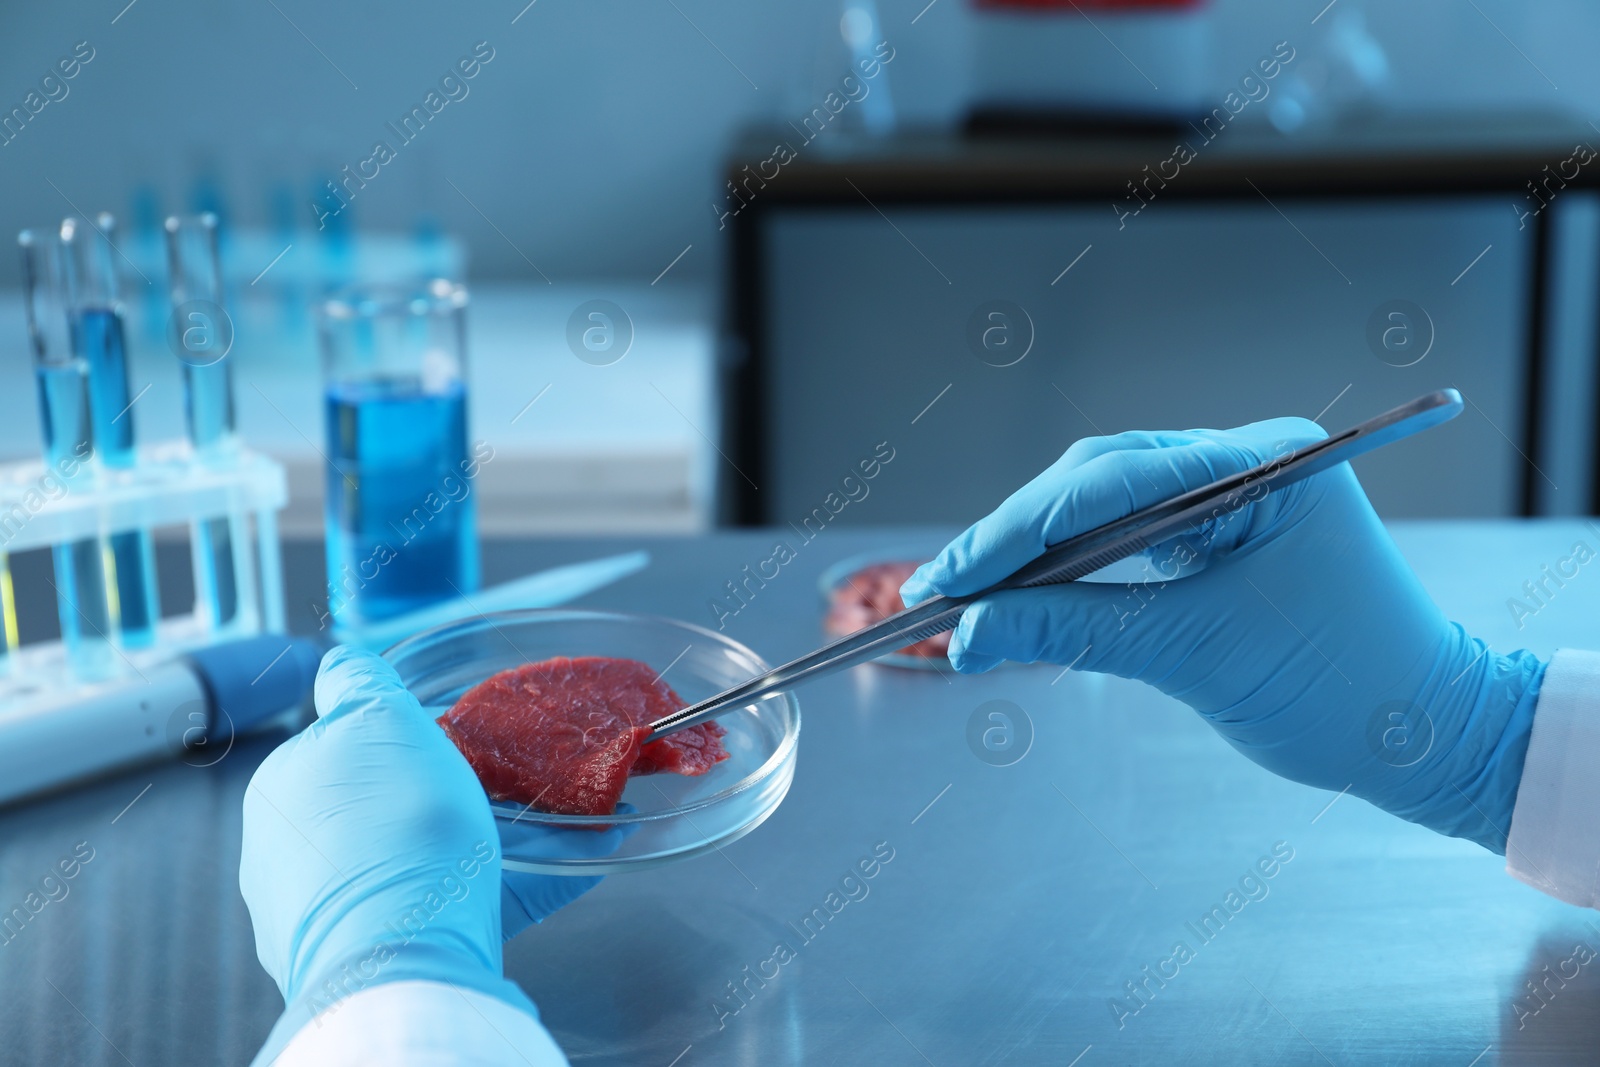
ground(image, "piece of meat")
xmin=437 ymin=656 xmax=729 ymax=816
xmin=824 ymin=560 xmax=952 ymax=658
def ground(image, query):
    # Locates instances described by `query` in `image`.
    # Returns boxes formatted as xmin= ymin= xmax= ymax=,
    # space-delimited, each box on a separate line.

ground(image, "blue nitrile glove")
xmin=902 ymin=418 xmax=1545 ymax=853
xmin=240 ymin=646 xmax=612 ymax=1062
xmin=499 ymin=805 xmax=635 ymax=942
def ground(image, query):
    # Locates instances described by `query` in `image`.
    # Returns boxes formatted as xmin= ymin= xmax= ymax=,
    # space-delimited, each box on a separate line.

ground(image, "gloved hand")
xmin=902 ymin=417 xmax=1544 ymax=853
xmin=500 ymin=807 xmax=634 ymax=941
xmin=240 ymin=646 xmax=613 ymax=1061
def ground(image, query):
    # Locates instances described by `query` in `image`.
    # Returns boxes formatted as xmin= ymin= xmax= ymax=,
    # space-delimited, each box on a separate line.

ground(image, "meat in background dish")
xmin=824 ymin=560 xmax=951 ymax=659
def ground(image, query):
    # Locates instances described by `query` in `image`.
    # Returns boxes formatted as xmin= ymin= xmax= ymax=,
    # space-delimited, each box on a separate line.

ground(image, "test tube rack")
xmin=0 ymin=443 xmax=286 ymax=701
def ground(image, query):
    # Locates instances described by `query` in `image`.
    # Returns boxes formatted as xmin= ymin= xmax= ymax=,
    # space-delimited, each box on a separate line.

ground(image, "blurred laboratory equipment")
xmin=317 ymin=279 xmax=479 ymax=633
xmin=967 ymin=0 xmax=1210 ymax=134
xmin=787 ymin=1 xmax=898 ymax=144
xmin=115 ymin=145 xmax=467 ymax=370
xmin=5 ymin=211 xmax=289 ymax=720
xmin=0 ymin=633 xmax=319 ymax=808
xmin=18 ymin=228 xmax=111 ymax=678
xmin=1267 ymin=6 xmax=1390 ymax=134
xmin=60 ymin=213 xmax=161 ymax=649
xmin=119 ymin=167 xmax=465 ymax=384
xmin=0 ymin=412 xmax=290 ymax=677
xmin=165 ymin=213 xmax=241 ymax=629
xmin=838 ymin=1 xmax=896 ymax=136
xmin=129 ymin=180 xmax=168 ymax=345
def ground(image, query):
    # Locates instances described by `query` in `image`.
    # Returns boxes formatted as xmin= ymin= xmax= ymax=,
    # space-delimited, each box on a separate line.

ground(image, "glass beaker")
xmin=316 ymin=279 xmax=480 ymax=631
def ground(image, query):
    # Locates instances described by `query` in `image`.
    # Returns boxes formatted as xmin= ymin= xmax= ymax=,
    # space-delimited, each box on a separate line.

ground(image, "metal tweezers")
xmin=646 ymin=389 xmax=1464 ymax=741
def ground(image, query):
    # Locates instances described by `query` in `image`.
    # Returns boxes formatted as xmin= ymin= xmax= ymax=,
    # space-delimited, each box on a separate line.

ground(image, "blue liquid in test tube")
xmin=73 ymin=304 xmax=160 ymax=646
xmin=63 ymin=215 xmax=160 ymax=649
xmin=185 ymin=353 xmax=240 ymax=627
xmin=324 ymin=376 xmax=478 ymax=623
xmin=21 ymin=229 xmax=116 ymax=678
xmin=165 ymin=213 xmax=239 ymax=629
xmin=36 ymin=365 xmax=115 ymax=662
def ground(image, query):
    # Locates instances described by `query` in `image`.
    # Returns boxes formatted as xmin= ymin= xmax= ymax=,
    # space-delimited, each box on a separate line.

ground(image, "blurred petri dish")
xmin=818 ymin=537 xmax=955 ymax=671
xmin=384 ymin=609 xmax=799 ymax=875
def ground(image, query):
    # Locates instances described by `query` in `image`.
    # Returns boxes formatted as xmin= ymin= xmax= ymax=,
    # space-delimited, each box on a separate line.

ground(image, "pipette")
xmin=0 ymin=633 xmax=321 ymax=808
xmin=647 ymin=389 xmax=1464 ymax=741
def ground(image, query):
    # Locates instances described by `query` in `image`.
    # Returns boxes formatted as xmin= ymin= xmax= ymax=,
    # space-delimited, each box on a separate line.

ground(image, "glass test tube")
xmin=60 ymin=214 xmax=160 ymax=649
xmin=163 ymin=213 xmax=239 ymax=628
xmin=20 ymin=229 xmax=115 ymax=678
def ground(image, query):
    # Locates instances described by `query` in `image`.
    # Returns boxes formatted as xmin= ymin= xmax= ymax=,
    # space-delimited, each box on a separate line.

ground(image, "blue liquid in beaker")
xmin=75 ymin=306 xmax=159 ymax=646
xmin=324 ymin=377 xmax=479 ymax=625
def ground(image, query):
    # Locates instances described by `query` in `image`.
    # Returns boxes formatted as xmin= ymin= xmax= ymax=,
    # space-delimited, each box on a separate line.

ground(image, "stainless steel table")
xmin=3 ymin=523 xmax=1600 ymax=1065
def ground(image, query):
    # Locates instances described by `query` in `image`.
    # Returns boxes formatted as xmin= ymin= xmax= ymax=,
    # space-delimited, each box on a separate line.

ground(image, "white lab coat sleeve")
xmin=1506 ymin=648 xmax=1600 ymax=907
xmin=267 ymin=980 xmax=570 ymax=1066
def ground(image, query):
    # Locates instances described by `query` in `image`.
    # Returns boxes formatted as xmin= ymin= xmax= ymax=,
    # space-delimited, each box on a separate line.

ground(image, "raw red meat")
xmin=437 ymin=656 xmax=729 ymax=816
xmin=824 ymin=561 xmax=952 ymax=658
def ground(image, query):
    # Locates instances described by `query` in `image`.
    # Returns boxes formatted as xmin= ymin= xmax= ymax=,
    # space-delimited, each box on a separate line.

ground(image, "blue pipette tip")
xmin=185 ymin=634 xmax=322 ymax=734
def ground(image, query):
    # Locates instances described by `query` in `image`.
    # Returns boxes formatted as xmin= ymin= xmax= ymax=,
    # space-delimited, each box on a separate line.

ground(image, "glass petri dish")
xmin=384 ymin=609 xmax=800 ymax=875
xmin=818 ymin=537 xmax=954 ymax=671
